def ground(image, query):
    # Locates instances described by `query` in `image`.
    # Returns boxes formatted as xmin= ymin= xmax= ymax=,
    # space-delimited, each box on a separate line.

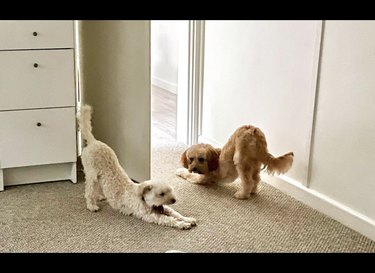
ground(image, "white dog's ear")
xmin=139 ymin=183 xmax=153 ymax=198
xmin=143 ymin=184 xmax=152 ymax=194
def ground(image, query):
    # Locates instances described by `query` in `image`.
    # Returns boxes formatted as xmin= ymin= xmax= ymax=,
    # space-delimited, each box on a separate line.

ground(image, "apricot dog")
xmin=176 ymin=125 xmax=294 ymax=199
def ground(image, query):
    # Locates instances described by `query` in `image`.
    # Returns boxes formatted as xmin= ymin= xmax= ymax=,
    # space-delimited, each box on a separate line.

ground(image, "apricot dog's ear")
xmin=180 ymin=149 xmax=189 ymax=169
xmin=207 ymin=147 xmax=220 ymax=171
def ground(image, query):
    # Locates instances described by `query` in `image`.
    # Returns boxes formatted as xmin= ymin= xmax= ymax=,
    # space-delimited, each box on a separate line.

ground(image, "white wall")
xmin=151 ymin=21 xmax=182 ymax=94
xmin=78 ymin=21 xmax=151 ymax=182
xmin=201 ymin=20 xmax=375 ymax=240
xmin=309 ymin=21 xmax=375 ymax=221
xmin=201 ymin=20 xmax=320 ymax=184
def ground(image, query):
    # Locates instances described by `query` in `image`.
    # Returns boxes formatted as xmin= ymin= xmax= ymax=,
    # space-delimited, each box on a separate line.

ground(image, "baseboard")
xmin=198 ymin=135 xmax=222 ymax=147
xmin=151 ymin=76 xmax=177 ymax=94
xmin=263 ymin=174 xmax=375 ymax=242
xmin=2 ymin=162 xmax=77 ymax=189
xmin=200 ymin=134 xmax=375 ymax=242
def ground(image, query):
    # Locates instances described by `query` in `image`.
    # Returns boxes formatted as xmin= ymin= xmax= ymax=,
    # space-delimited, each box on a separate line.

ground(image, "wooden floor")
xmin=151 ymin=85 xmax=177 ymax=146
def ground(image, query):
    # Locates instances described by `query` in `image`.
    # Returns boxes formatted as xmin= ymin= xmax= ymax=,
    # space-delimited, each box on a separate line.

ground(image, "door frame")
xmin=176 ymin=20 xmax=205 ymax=146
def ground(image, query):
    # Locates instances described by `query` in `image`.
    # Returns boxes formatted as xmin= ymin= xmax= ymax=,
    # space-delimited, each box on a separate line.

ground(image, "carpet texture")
xmin=0 ymin=143 xmax=374 ymax=253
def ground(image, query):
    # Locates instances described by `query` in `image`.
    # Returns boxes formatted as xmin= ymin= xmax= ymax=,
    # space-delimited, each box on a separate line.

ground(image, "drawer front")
xmin=0 ymin=107 xmax=77 ymax=168
xmin=0 ymin=49 xmax=76 ymax=110
xmin=0 ymin=20 xmax=73 ymax=50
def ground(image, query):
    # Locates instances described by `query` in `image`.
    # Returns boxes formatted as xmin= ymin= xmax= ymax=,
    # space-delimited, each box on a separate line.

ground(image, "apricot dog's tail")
xmin=77 ymin=104 xmax=96 ymax=145
xmin=261 ymin=152 xmax=294 ymax=175
xmin=253 ymin=128 xmax=294 ymax=175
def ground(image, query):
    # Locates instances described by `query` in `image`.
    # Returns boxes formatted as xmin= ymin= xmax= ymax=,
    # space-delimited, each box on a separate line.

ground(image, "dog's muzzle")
xmin=191 ymin=168 xmax=203 ymax=174
xmin=152 ymin=205 xmax=165 ymax=214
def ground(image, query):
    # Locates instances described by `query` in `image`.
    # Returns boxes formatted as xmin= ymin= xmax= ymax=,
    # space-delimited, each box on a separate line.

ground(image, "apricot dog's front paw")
xmin=176 ymin=168 xmax=188 ymax=178
xmin=234 ymin=190 xmax=251 ymax=200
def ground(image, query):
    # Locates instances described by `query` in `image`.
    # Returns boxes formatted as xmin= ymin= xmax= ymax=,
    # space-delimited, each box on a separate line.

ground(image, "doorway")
xmin=151 ymin=20 xmax=186 ymax=147
xmin=151 ymin=20 xmax=205 ymax=149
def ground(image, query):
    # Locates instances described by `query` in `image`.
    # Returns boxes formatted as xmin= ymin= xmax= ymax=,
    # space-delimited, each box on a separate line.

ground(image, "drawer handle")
xmin=33 ymin=31 xmax=38 ymax=36
xmin=34 ymin=63 xmax=38 ymax=68
xmin=36 ymin=122 xmax=42 ymax=127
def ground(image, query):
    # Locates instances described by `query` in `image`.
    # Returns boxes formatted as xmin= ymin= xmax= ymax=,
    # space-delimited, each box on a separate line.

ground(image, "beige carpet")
xmin=0 ymin=143 xmax=374 ymax=253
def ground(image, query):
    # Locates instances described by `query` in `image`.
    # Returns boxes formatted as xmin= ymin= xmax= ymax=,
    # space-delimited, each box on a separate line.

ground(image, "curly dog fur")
xmin=78 ymin=104 xmax=196 ymax=229
xmin=176 ymin=125 xmax=294 ymax=199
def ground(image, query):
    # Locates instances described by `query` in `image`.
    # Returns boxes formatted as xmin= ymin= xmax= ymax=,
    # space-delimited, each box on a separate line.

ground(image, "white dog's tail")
xmin=77 ymin=104 xmax=95 ymax=144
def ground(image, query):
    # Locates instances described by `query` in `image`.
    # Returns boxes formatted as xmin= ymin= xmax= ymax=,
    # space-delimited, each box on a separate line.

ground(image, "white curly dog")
xmin=77 ymin=104 xmax=196 ymax=230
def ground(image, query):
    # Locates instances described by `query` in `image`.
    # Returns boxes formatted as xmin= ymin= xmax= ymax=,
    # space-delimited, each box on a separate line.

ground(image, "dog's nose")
xmin=171 ymin=198 xmax=176 ymax=204
xmin=192 ymin=168 xmax=197 ymax=173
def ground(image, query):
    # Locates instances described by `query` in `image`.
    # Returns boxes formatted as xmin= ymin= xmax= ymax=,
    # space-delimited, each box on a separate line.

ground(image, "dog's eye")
xmin=189 ymin=157 xmax=194 ymax=162
xmin=159 ymin=193 xmax=165 ymax=197
xmin=198 ymin=157 xmax=204 ymax=162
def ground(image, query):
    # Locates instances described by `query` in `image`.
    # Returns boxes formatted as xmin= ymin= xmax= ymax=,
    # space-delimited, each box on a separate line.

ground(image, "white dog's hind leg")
xmin=84 ymin=172 xmax=100 ymax=212
xmin=163 ymin=206 xmax=197 ymax=226
xmin=97 ymin=185 xmax=106 ymax=201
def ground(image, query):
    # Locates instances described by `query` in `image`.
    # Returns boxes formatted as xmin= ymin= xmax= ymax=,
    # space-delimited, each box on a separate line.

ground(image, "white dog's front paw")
xmin=184 ymin=217 xmax=197 ymax=226
xmin=175 ymin=221 xmax=192 ymax=230
xmin=87 ymin=204 xmax=100 ymax=212
xmin=176 ymin=168 xmax=188 ymax=178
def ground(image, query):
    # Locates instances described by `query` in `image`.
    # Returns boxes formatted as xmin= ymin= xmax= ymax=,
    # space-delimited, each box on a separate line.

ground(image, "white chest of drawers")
xmin=0 ymin=20 xmax=77 ymax=191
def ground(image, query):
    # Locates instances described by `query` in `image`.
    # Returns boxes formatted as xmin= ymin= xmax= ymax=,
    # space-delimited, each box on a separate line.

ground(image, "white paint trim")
xmin=0 ymin=159 xmax=3 ymax=191
xmin=70 ymin=162 xmax=77 ymax=183
xmin=176 ymin=21 xmax=189 ymax=144
xmin=0 ymin=168 xmax=3 ymax=191
xmin=187 ymin=20 xmax=205 ymax=146
xmin=196 ymin=21 xmax=205 ymax=138
xmin=305 ymin=20 xmax=324 ymax=188
xmin=263 ymin=174 xmax=375 ymax=242
xmin=151 ymin=76 xmax=177 ymax=94
xmin=176 ymin=20 xmax=205 ymax=146
xmin=198 ymin=134 xmax=222 ymax=147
